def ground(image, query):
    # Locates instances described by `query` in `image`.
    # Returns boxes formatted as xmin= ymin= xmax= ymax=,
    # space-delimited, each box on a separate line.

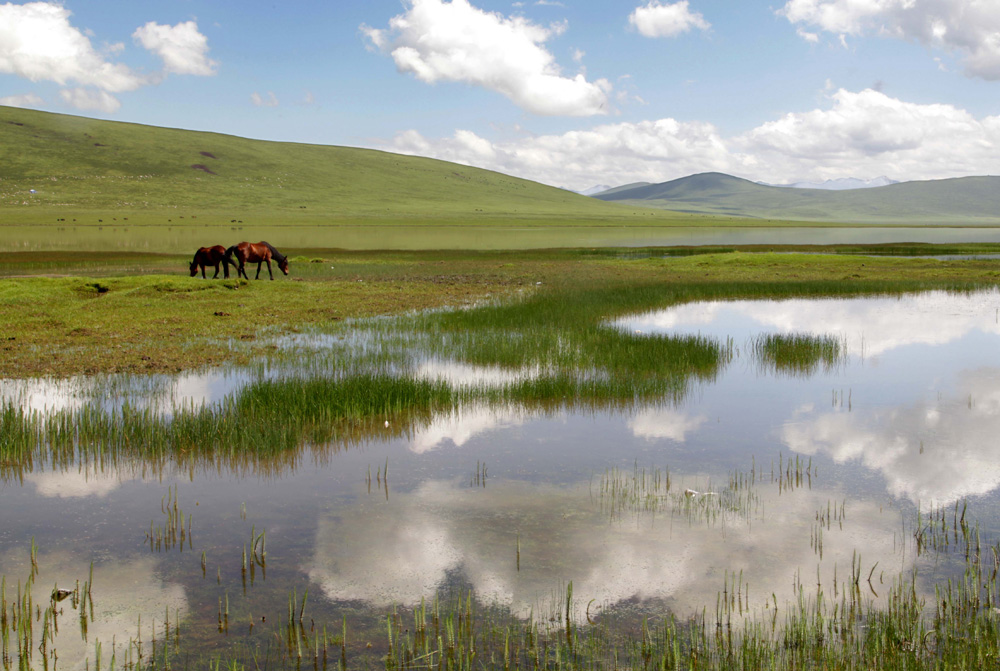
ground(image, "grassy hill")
xmin=0 ymin=106 xmax=690 ymax=227
xmin=594 ymin=172 xmax=1000 ymax=224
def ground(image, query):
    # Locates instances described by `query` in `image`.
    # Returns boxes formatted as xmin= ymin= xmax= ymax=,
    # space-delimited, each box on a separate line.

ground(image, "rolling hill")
xmin=592 ymin=172 xmax=1000 ymax=224
xmin=0 ymin=106 xmax=675 ymax=226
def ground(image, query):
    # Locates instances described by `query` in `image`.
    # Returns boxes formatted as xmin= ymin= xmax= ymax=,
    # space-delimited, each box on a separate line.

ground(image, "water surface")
xmin=3 ymin=289 xmax=1000 ymax=667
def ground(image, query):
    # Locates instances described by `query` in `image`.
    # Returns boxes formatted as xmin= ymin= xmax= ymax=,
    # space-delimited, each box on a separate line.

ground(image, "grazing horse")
xmin=189 ymin=245 xmax=233 ymax=279
xmin=225 ymin=241 xmax=289 ymax=280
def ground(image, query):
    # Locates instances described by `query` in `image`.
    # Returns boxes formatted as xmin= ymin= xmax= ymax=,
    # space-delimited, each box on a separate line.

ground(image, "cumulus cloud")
xmin=0 ymin=2 xmax=216 ymax=113
xmin=735 ymin=88 xmax=1000 ymax=182
xmin=0 ymin=92 xmax=43 ymax=107
xmin=133 ymin=20 xmax=217 ymax=76
xmin=383 ymin=87 xmax=1000 ymax=189
xmin=59 ymin=86 xmax=121 ymax=112
xmin=629 ymin=1 xmax=710 ymax=38
xmin=386 ymin=116 xmax=735 ymax=190
xmin=361 ymin=0 xmax=611 ymax=116
xmin=0 ymin=2 xmax=146 ymax=92
xmin=779 ymin=0 xmax=1000 ymax=80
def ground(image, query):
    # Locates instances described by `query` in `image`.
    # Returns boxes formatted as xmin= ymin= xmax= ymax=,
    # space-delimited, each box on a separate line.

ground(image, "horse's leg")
xmin=239 ymin=262 xmax=249 ymax=280
xmin=255 ymin=261 xmax=263 ymax=279
xmin=266 ymin=259 xmax=274 ymax=280
xmin=201 ymin=265 xmax=207 ymax=279
xmin=212 ymin=262 xmax=220 ymax=279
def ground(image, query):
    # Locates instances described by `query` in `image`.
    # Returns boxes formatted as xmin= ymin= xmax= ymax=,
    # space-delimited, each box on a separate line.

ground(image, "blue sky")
xmin=2 ymin=0 xmax=999 ymax=190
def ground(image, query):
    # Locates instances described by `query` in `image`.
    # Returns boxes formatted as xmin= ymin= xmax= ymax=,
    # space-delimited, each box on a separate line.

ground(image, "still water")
xmin=6 ymin=223 xmax=1000 ymax=251
xmin=3 ymin=289 xmax=1000 ymax=667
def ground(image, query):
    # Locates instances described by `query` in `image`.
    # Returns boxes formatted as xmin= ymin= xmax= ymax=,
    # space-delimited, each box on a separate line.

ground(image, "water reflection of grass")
xmin=751 ymin=333 xmax=846 ymax=376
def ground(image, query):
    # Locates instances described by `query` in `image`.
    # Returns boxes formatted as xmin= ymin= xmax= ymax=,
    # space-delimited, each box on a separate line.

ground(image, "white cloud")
xmin=59 ymin=87 xmax=121 ymax=113
xmin=0 ymin=1 xmax=146 ymax=91
xmin=735 ymin=88 xmax=1000 ymax=183
xmin=361 ymin=0 xmax=611 ymax=116
xmin=386 ymin=116 xmax=735 ymax=190
xmin=796 ymin=27 xmax=819 ymax=43
xmin=629 ymin=1 xmax=710 ymax=38
xmin=383 ymin=87 xmax=1000 ymax=189
xmin=0 ymin=3 xmax=217 ymax=114
xmin=0 ymin=92 xmax=43 ymax=107
xmin=780 ymin=0 xmax=1000 ymax=80
xmin=133 ymin=20 xmax=217 ymax=76
xmin=251 ymin=91 xmax=279 ymax=107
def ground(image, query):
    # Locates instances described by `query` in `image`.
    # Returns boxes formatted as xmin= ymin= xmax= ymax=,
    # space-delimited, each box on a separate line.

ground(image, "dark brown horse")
xmin=225 ymin=241 xmax=289 ymax=280
xmin=189 ymin=245 xmax=233 ymax=279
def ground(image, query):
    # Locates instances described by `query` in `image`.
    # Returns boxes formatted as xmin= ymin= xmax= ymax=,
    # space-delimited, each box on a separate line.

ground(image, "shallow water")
xmin=3 ymin=289 xmax=1000 ymax=667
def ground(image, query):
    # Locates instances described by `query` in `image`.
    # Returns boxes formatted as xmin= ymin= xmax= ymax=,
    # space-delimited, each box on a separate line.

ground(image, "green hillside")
xmin=0 ymin=106 xmax=683 ymax=226
xmin=595 ymin=172 xmax=1000 ymax=224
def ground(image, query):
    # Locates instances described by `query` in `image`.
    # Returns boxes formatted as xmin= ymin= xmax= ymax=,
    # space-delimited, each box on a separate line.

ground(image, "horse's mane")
xmin=261 ymin=241 xmax=286 ymax=264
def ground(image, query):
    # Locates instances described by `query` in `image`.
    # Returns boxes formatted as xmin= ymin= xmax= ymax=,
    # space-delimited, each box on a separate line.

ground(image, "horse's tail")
xmin=224 ymin=245 xmax=238 ymax=266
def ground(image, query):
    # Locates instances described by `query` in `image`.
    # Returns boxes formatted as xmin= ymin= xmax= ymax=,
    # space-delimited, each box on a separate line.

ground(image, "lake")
xmin=7 ymin=223 xmax=1000 ymax=252
xmin=3 ymin=288 xmax=999 ymax=668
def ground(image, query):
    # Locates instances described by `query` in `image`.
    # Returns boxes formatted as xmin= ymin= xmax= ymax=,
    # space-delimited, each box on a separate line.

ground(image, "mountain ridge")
xmin=0 ymin=105 xmax=662 ymax=224
xmin=593 ymin=172 xmax=1000 ymax=223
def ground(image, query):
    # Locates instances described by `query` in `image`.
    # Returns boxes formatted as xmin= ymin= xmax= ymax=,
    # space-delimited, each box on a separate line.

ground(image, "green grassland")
xmin=0 ymin=105 xmax=702 ymax=228
xmin=4 ymin=247 xmax=999 ymax=378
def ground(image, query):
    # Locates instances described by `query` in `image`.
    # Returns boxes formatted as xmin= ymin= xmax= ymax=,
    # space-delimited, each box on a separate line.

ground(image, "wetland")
xmin=4 ymin=248 xmax=1000 ymax=670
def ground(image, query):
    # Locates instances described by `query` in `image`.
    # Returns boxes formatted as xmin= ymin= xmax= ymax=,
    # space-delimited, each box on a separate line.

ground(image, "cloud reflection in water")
xmin=308 ymin=477 xmax=905 ymax=622
xmin=784 ymin=368 xmax=1000 ymax=505
xmin=0 ymin=549 xmax=187 ymax=671
xmin=616 ymin=289 xmax=1000 ymax=358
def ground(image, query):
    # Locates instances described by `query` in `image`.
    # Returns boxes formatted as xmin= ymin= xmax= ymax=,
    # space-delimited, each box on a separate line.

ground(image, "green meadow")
xmin=1 ymin=105 xmax=697 ymax=228
xmin=7 ymin=105 xmax=1000 ymax=671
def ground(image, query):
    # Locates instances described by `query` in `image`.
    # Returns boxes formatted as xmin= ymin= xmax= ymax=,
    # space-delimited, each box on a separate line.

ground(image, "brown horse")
xmin=189 ymin=245 xmax=233 ymax=279
xmin=225 ymin=241 xmax=289 ymax=280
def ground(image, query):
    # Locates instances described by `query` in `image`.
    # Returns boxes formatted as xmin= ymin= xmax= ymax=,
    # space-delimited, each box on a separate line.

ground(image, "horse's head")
xmin=189 ymin=259 xmax=199 ymax=277
xmin=278 ymin=257 xmax=290 ymax=275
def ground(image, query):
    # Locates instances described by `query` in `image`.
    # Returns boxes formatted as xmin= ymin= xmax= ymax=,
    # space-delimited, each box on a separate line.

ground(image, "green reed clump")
xmin=0 ymin=374 xmax=458 ymax=474
xmin=752 ymin=333 xmax=846 ymax=376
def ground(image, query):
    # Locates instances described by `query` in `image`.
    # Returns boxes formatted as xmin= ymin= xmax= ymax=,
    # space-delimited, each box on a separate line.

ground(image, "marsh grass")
xmin=5 ymin=477 xmax=1000 ymax=671
xmin=751 ymin=333 xmax=846 ymax=376
xmin=3 ymin=281 xmax=991 ymax=473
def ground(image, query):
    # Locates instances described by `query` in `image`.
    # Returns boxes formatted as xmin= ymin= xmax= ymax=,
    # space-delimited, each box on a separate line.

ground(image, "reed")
xmin=751 ymin=333 xmax=846 ymax=376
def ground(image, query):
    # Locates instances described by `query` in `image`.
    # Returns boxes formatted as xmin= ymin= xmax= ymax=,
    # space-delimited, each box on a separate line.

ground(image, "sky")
xmin=1 ymin=0 xmax=1000 ymax=191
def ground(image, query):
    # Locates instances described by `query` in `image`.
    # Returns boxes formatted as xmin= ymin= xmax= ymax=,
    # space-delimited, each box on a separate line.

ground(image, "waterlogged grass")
xmin=3 ymin=265 xmax=998 ymax=469
xmin=0 ymin=374 xmax=459 ymax=475
xmin=751 ymin=333 xmax=845 ymax=376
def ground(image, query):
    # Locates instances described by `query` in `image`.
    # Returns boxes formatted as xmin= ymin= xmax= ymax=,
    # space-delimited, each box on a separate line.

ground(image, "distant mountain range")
xmin=762 ymin=176 xmax=899 ymax=190
xmin=590 ymin=172 xmax=1000 ymax=224
xmin=583 ymin=175 xmax=899 ymax=195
